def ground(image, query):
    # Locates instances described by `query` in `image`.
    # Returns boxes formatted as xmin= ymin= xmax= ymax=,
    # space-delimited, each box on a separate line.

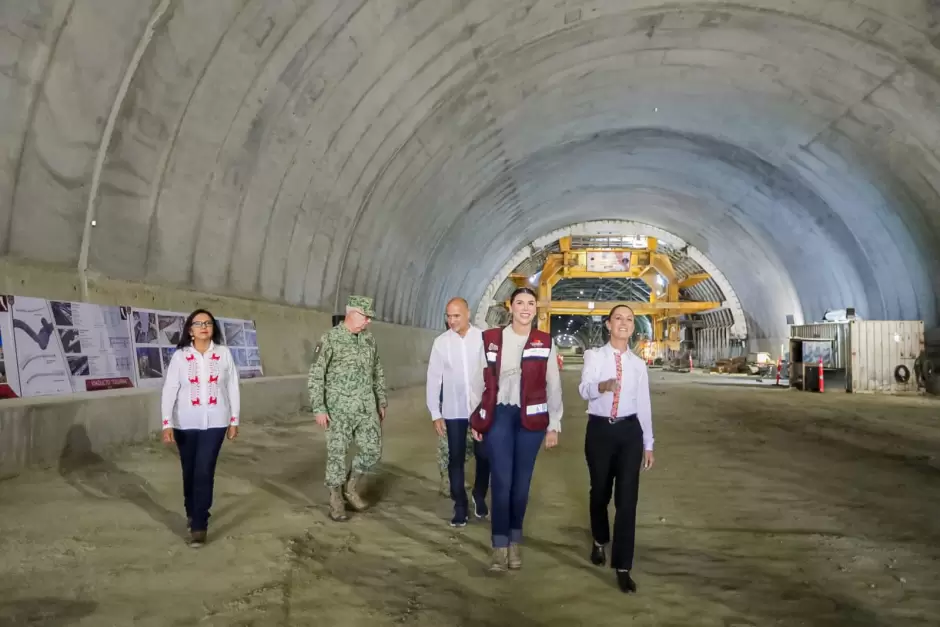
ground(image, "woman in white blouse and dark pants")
xmin=578 ymin=304 xmax=654 ymax=593
xmin=161 ymin=309 xmax=240 ymax=547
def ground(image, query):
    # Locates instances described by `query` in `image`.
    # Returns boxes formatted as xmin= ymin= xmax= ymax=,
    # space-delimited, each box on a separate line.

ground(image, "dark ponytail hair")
xmin=177 ymin=308 xmax=223 ymax=349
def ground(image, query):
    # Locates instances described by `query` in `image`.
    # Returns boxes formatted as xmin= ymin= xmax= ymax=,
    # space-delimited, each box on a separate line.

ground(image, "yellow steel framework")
xmin=506 ymin=236 xmax=719 ymax=354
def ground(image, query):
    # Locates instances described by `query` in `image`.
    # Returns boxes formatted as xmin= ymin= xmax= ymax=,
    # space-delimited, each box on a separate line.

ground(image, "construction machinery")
xmin=506 ymin=235 xmax=719 ymax=358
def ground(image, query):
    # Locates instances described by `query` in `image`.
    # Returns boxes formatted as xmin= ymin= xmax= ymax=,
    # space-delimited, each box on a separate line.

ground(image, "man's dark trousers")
xmin=446 ymin=418 xmax=490 ymax=517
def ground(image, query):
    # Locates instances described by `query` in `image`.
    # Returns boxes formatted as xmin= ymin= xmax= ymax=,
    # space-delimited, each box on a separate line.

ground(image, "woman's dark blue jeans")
xmin=484 ymin=404 xmax=546 ymax=548
xmin=174 ymin=427 xmax=227 ymax=532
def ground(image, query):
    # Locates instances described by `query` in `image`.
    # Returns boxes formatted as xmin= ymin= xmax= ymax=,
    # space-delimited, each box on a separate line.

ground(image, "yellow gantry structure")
xmin=506 ymin=236 xmax=720 ymax=353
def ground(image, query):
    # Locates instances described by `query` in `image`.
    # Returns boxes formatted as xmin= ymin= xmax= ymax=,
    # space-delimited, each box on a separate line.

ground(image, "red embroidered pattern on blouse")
xmin=207 ymin=353 xmax=220 ymax=406
xmin=185 ymin=350 xmax=222 ymax=407
xmin=186 ymin=353 xmax=200 ymax=406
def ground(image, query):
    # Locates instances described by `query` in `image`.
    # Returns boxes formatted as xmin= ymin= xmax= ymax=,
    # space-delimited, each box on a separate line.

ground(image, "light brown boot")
xmin=489 ymin=547 xmax=509 ymax=572
xmin=508 ymin=543 xmax=522 ymax=570
xmin=329 ymin=487 xmax=348 ymax=522
xmin=344 ymin=472 xmax=368 ymax=512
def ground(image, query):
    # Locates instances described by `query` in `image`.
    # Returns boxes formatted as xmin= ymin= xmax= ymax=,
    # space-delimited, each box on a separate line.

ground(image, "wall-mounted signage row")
xmin=0 ymin=295 xmax=263 ymax=400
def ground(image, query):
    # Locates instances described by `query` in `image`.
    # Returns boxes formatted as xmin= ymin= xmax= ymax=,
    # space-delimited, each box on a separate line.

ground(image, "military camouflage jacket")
xmin=307 ymin=323 xmax=388 ymax=415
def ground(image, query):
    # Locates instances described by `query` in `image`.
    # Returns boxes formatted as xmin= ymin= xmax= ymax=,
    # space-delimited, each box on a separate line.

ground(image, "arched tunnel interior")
xmin=3 ymin=1 xmax=940 ymax=624
xmin=4 ymin=1 xmax=939 ymax=340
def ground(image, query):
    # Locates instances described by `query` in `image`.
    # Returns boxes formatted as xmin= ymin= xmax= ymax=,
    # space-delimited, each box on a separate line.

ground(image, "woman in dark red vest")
xmin=471 ymin=287 xmax=563 ymax=572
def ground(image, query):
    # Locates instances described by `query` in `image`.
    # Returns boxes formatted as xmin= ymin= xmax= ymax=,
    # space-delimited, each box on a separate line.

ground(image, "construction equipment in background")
xmin=506 ymin=235 xmax=720 ymax=358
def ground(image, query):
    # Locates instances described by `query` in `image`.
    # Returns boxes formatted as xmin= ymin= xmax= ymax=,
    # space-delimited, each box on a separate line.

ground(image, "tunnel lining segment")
xmin=472 ymin=220 xmax=749 ymax=339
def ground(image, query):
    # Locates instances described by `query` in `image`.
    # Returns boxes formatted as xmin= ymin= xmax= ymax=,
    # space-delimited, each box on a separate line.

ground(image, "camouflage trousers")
xmin=437 ymin=426 xmax=475 ymax=476
xmin=325 ymin=410 xmax=382 ymax=488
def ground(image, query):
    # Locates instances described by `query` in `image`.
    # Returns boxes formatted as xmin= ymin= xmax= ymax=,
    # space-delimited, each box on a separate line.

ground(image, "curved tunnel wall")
xmin=2 ymin=1 xmax=940 ymax=365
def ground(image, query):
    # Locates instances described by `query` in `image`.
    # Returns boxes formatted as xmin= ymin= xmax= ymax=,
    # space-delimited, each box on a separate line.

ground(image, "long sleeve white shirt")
xmin=578 ymin=343 xmax=654 ymax=450
xmin=471 ymin=327 xmax=564 ymax=433
xmin=160 ymin=343 xmax=241 ymax=430
xmin=426 ymin=326 xmax=485 ymax=420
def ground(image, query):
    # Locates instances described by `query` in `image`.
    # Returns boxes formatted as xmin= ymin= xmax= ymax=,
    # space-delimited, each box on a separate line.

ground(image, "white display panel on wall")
xmin=0 ymin=295 xmax=22 ymax=398
xmin=131 ymin=308 xmax=263 ymax=388
xmin=0 ymin=296 xmax=265 ymax=400
xmin=2 ymin=295 xmax=137 ymax=398
xmin=218 ymin=317 xmax=263 ymax=379
xmin=130 ymin=307 xmax=186 ymax=389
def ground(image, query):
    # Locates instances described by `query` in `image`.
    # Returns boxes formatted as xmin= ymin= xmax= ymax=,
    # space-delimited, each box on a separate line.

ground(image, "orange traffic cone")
xmin=775 ymin=357 xmax=782 ymax=386
xmin=818 ymin=356 xmax=825 ymax=393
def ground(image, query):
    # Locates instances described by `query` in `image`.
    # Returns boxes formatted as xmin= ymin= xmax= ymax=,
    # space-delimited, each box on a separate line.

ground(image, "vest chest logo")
xmin=487 ymin=343 xmax=498 ymax=351
xmin=530 ymin=339 xmax=544 ymax=347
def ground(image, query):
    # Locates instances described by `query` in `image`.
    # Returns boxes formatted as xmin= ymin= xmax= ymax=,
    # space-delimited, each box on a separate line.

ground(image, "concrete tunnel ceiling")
xmin=4 ymin=1 xmax=940 ymax=347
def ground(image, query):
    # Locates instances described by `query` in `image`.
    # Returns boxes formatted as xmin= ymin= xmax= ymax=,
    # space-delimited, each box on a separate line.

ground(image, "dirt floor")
xmin=2 ymin=370 xmax=940 ymax=627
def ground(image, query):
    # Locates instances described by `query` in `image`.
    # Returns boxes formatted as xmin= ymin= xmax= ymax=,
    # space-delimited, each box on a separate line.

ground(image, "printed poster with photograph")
xmin=218 ymin=317 xmax=263 ymax=379
xmin=130 ymin=309 xmax=263 ymax=385
xmin=5 ymin=296 xmax=136 ymax=397
xmin=130 ymin=307 xmax=186 ymax=389
xmin=0 ymin=295 xmax=22 ymax=398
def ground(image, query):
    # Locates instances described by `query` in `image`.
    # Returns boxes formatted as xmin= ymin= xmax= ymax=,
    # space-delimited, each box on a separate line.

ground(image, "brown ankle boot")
xmin=489 ymin=547 xmax=509 ymax=572
xmin=508 ymin=543 xmax=522 ymax=569
xmin=344 ymin=473 xmax=368 ymax=512
xmin=329 ymin=487 xmax=348 ymax=521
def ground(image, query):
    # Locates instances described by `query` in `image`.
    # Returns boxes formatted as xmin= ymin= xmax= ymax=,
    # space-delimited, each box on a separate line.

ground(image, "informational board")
xmin=131 ymin=308 xmax=263 ymax=386
xmin=130 ymin=307 xmax=186 ymax=389
xmin=586 ymin=251 xmax=631 ymax=273
xmin=6 ymin=296 xmax=136 ymax=397
xmin=0 ymin=295 xmax=22 ymax=398
xmin=218 ymin=317 xmax=263 ymax=379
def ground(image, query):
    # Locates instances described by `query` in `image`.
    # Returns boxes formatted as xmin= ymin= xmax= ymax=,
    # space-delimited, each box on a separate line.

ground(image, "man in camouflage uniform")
xmin=308 ymin=295 xmax=387 ymax=522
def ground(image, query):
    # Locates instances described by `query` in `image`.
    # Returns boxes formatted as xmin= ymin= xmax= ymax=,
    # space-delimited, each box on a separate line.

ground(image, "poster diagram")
xmin=9 ymin=296 xmax=72 ymax=397
xmin=0 ymin=295 xmax=22 ymax=398
xmin=0 ymin=298 xmax=268 ymax=401
xmin=49 ymin=300 xmax=136 ymax=392
xmin=131 ymin=308 xmax=185 ymax=389
xmin=6 ymin=296 xmax=136 ymax=397
xmin=130 ymin=308 xmax=264 ymax=386
xmin=219 ymin=317 xmax=263 ymax=379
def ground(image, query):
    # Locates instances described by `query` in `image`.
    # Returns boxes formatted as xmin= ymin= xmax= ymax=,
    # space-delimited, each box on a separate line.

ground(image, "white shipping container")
xmin=847 ymin=320 xmax=923 ymax=393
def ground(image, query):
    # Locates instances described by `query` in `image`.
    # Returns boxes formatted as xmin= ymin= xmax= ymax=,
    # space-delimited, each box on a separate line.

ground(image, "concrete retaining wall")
xmin=0 ymin=259 xmax=439 ymax=477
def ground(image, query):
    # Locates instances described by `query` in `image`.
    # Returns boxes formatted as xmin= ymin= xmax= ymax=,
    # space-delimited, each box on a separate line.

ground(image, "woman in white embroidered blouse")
xmin=160 ymin=308 xmax=240 ymax=547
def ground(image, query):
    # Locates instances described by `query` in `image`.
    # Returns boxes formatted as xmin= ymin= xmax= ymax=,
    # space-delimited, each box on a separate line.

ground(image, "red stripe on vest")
xmin=470 ymin=327 xmax=552 ymax=434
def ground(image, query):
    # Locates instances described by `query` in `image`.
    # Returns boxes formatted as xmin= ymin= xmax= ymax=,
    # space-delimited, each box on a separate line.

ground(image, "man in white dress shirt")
xmin=426 ymin=298 xmax=490 ymax=527
xmin=578 ymin=304 xmax=655 ymax=593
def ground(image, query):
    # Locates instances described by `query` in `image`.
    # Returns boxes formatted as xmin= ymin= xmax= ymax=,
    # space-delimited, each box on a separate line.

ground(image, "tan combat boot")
xmin=344 ymin=472 xmax=368 ymax=512
xmin=489 ymin=547 xmax=509 ymax=572
xmin=508 ymin=543 xmax=522 ymax=570
xmin=329 ymin=487 xmax=348 ymax=522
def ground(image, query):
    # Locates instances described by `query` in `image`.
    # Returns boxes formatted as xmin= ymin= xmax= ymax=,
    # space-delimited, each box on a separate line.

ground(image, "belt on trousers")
xmin=588 ymin=413 xmax=638 ymax=424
